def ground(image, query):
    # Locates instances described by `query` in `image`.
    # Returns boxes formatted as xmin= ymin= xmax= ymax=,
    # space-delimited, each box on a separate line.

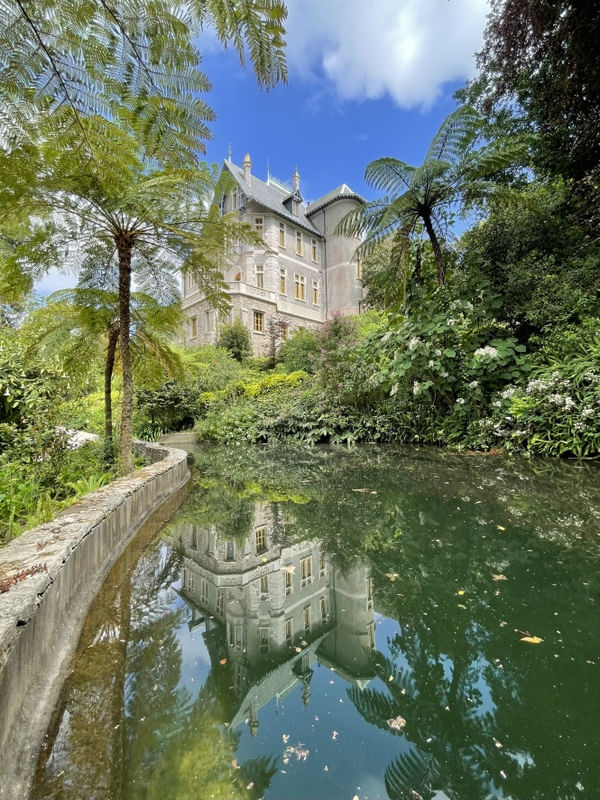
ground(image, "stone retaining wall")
xmin=0 ymin=441 xmax=189 ymax=800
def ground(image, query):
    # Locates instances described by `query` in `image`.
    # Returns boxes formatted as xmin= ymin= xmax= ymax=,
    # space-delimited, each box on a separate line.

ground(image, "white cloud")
xmin=285 ymin=0 xmax=489 ymax=108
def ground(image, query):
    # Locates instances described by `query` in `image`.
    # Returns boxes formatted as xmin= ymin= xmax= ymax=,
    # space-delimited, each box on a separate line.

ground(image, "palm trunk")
xmin=116 ymin=234 xmax=135 ymax=475
xmin=422 ymin=213 xmax=446 ymax=286
xmin=104 ymin=326 xmax=119 ymax=466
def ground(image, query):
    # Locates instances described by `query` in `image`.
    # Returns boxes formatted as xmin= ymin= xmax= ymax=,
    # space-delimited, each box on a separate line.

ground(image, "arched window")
xmin=234 ymin=271 xmax=241 ymax=281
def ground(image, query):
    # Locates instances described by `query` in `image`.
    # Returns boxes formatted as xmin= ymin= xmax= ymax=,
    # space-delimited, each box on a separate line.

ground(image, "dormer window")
xmin=292 ymin=199 xmax=299 ymax=216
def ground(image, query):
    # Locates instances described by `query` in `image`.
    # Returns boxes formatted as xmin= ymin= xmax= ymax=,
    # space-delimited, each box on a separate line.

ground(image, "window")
xmin=284 ymin=568 xmax=293 ymax=596
xmin=226 ymin=540 xmax=235 ymax=561
xmin=279 ymin=268 xmax=287 ymax=294
xmin=303 ymin=606 xmax=311 ymax=633
xmin=216 ymin=590 xmax=224 ymax=616
xmin=255 ymin=525 xmax=266 ymax=553
xmin=253 ymin=310 xmax=264 ymax=333
xmin=300 ymin=556 xmax=312 ymax=587
xmin=311 ymin=238 xmax=318 ymax=262
xmin=231 ymin=189 xmax=238 ymax=210
xmin=191 ymin=530 xmax=198 ymax=550
xmin=279 ymin=222 xmax=286 ymax=248
xmin=295 ymin=274 xmax=306 ymax=301
xmin=229 ymin=622 xmax=244 ymax=649
xmin=285 ymin=618 xmax=293 ymax=646
xmin=205 ymin=309 xmax=212 ymax=332
xmin=356 ymin=256 xmax=363 ymax=279
xmin=259 ymin=627 xmax=270 ymax=654
xmin=296 ymin=231 xmax=303 ymax=255
xmin=218 ymin=195 xmax=225 ymax=215
xmin=367 ymin=576 xmax=374 ymax=610
xmin=320 ymin=594 xmax=328 ymax=621
xmin=254 ymin=216 xmax=264 ymax=236
xmin=191 ymin=316 xmax=198 ymax=338
xmin=200 ymin=578 xmax=209 ymax=604
xmin=312 ymin=280 xmax=319 ymax=306
xmin=260 ymin=575 xmax=269 ymax=598
xmin=319 ymin=552 xmax=326 ymax=577
xmin=184 ymin=569 xmax=194 ymax=591
xmin=368 ymin=621 xmax=375 ymax=649
xmin=292 ymin=199 xmax=299 ymax=217
xmin=256 ymin=264 xmax=264 ymax=289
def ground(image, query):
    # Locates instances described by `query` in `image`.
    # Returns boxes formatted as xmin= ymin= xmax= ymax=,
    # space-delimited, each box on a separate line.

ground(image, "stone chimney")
xmin=292 ymin=165 xmax=300 ymax=193
xmin=243 ymin=152 xmax=252 ymax=182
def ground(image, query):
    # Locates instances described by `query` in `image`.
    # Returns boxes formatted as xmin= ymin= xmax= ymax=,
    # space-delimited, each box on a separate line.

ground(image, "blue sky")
xmin=36 ymin=0 xmax=489 ymax=293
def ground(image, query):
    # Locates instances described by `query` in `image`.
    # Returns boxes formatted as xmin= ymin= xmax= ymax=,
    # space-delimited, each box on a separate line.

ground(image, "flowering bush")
xmin=472 ymin=323 xmax=600 ymax=457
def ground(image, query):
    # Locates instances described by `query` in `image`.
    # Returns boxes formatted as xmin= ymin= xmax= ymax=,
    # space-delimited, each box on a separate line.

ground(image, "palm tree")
xmin=27 ymin=280 xmax=183 ymax=464
xmin=338 ymin=106 xmax=527 ymax=287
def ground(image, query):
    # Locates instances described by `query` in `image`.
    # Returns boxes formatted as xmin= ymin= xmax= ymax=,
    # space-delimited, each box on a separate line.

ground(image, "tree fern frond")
xmin=385 ymin=749 xmax=440 ymax=800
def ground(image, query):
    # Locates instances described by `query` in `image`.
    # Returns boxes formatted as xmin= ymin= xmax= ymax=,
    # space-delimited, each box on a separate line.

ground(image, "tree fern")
xmin=337 ymin=106 xmax=529 ymax=292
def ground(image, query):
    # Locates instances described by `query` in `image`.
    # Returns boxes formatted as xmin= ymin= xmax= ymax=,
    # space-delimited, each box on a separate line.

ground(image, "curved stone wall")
xmin=0 ymin=442 xmax=189 ymax=800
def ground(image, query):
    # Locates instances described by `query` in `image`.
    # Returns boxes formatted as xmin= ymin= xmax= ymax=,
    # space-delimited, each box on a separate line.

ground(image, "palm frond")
xmin=385 ymin=749 xmax=440 ymax=800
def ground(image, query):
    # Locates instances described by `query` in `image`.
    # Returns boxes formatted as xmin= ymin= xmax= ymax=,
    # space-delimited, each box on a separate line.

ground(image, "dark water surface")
xmin=32 ymin=446 xmax=600 ymax=800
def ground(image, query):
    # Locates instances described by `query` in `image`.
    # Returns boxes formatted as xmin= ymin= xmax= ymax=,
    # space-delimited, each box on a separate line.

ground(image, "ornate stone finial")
xmin=243 ymin=152 xmax=252 ymax=181
xmin=292 ymin=165 xmax=300 ymax=192
xmin=227 ymin=143 xmax=232 ymax=161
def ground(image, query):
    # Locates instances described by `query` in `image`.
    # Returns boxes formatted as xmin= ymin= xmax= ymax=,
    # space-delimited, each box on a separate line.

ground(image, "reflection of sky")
xmin=235 ymin=663 xmax=402 ymax=800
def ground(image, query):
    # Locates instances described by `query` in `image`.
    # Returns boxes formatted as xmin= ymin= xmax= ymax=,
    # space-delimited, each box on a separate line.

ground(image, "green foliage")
xmin=460 ymin=180 xmax=600 ymax=333
xmin=278 ymin=327 xmax=320 ymax=373
xmin=216 ymin=319 xmax=252 ymax=362
xmin=472 ymin=321 xmax=600 ymax=458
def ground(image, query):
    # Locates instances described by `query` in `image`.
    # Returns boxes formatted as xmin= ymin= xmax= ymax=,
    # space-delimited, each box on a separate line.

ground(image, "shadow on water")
xmin=31 ymin=445 xmax=600 ymax=800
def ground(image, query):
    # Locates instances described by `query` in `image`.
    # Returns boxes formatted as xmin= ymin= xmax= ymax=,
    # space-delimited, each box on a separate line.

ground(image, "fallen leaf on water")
xmin=457 ymin=603 xmax=467 ymax=610
xmin=497 ymin=525 xmax=506 ymax=531
xmin=388 ymin=675 xmax=394 ymax=682
xmin=219 ymin=658 xmax=227 ymax=665
xmin=387 ymin=715 xmax=406 ymax=731
xmin=294 ymin=646 xmax=302 ymax=653
xmin=246 ymin=782 xmax=254 ymax=790
xmin=282 ymin=734 xmax=290 ymax=744
xmin=385 ymin=572 xmax=399 ymax=582
xmin=520 ymin=635 xmax=544 ymax=644
xmin=492 ymin=573 xmax=508 ymax=581
xmin=323 ymin=765 xmax=328 ymax=772
xmin=332 ymin=730 xmax=339 ymax=740
xmin=351 ymin=488 xmax=370 ymax=493
xmin=457 ymin=589 xmax=466 ymax=596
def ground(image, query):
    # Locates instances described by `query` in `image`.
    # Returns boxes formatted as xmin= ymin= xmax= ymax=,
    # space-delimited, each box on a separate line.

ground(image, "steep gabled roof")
xmin=223 ymin=160 xmax=322 ymax=236
xmin=306 ymin=183 xmax=365 ymax=216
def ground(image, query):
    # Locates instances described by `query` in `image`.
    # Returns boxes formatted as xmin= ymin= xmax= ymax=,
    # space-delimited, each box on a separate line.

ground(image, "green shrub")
xmin=279 ymin=327 xmax=320 ymax=373
xmin=216 ymin=320 xmax=251 ymax=362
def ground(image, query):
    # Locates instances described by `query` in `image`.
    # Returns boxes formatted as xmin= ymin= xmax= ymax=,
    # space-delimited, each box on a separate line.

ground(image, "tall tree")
xmin=1 ymin=1 xmax=287 ymax=473
xmin=11 ymin=118 xmax=261 ymax=472
xmin=337 ymin=106 xmax=527 ymax=288
xmin=469 ymin=0 xmax=600 ymax=201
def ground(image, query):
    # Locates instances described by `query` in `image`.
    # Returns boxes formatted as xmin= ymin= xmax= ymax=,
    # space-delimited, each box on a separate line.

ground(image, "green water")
xmin=33 ymin=446 xmax=600 ymax=800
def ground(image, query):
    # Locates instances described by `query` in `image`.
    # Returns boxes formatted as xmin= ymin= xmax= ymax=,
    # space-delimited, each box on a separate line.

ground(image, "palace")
xmin=181 ymin=154 xmax=365 ymax=353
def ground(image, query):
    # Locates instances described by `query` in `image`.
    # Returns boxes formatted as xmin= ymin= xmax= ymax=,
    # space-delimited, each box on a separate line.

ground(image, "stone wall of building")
xmin=0 ymin=442 xmax=189 ymax=800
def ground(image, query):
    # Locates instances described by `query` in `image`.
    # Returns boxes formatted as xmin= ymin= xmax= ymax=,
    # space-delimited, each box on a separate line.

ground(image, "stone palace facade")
xmin=181 ymin=154 xmax=365 ymax=354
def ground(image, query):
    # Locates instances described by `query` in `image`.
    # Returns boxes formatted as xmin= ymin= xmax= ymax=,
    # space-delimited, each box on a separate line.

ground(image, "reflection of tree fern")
xmin=372 ymin=653 xmax=418 ymax=698
xmin=384 ymin=749 xmax=440 ymax=800
xmin=348 ymin=686 xmax=402 ymax=733
xmin=239 ymin=755 xmax=278 ymax=798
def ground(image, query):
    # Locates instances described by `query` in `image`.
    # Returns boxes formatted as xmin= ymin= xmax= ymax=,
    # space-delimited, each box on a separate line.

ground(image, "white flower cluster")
xmin=564 ymin=396 xmax=576 ymax=410
xmin=408 ymin=336 xmax=421 ymax=351
xmin=581 ymin=406 xmax=595 ymax=418
xmin=456 ymin=397 xmax=466 ymax=405
xmin=474 ymin=345 xmax=498 ymax=359
xmin=548 ymin=393 xmax=564 ymax=406
xmin=413 ymin=381 xmax=422 ymax=396
xmin=501 ymin=387 xmax=516 ymax=399
xmin=468 ymin=380 xmax=479 ymax=389
xmin=525 ymin=379 xmax=549 ymax=394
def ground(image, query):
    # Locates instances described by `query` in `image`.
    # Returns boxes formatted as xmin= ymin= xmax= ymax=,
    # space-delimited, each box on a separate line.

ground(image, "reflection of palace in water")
xmin=176 ymin=501 xmax=376 ymax=734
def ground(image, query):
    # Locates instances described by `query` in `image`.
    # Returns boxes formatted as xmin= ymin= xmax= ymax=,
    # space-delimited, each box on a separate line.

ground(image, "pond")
xmin=32 ymin=445 xmax=600 ymax=800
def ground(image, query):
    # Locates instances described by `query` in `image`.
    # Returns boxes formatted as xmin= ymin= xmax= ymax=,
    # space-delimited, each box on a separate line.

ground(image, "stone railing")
xmin=0 ymin=441 xmax=189 ymax=800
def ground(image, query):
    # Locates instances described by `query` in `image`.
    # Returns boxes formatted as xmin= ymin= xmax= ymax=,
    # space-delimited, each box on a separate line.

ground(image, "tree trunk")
xmin=116 ymin=235 xmax=135 ymax=475
xmin=104 ymin=326 xmax=119 ymax=466
xmin=422 ymin=213 xmax=446 ymax=286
